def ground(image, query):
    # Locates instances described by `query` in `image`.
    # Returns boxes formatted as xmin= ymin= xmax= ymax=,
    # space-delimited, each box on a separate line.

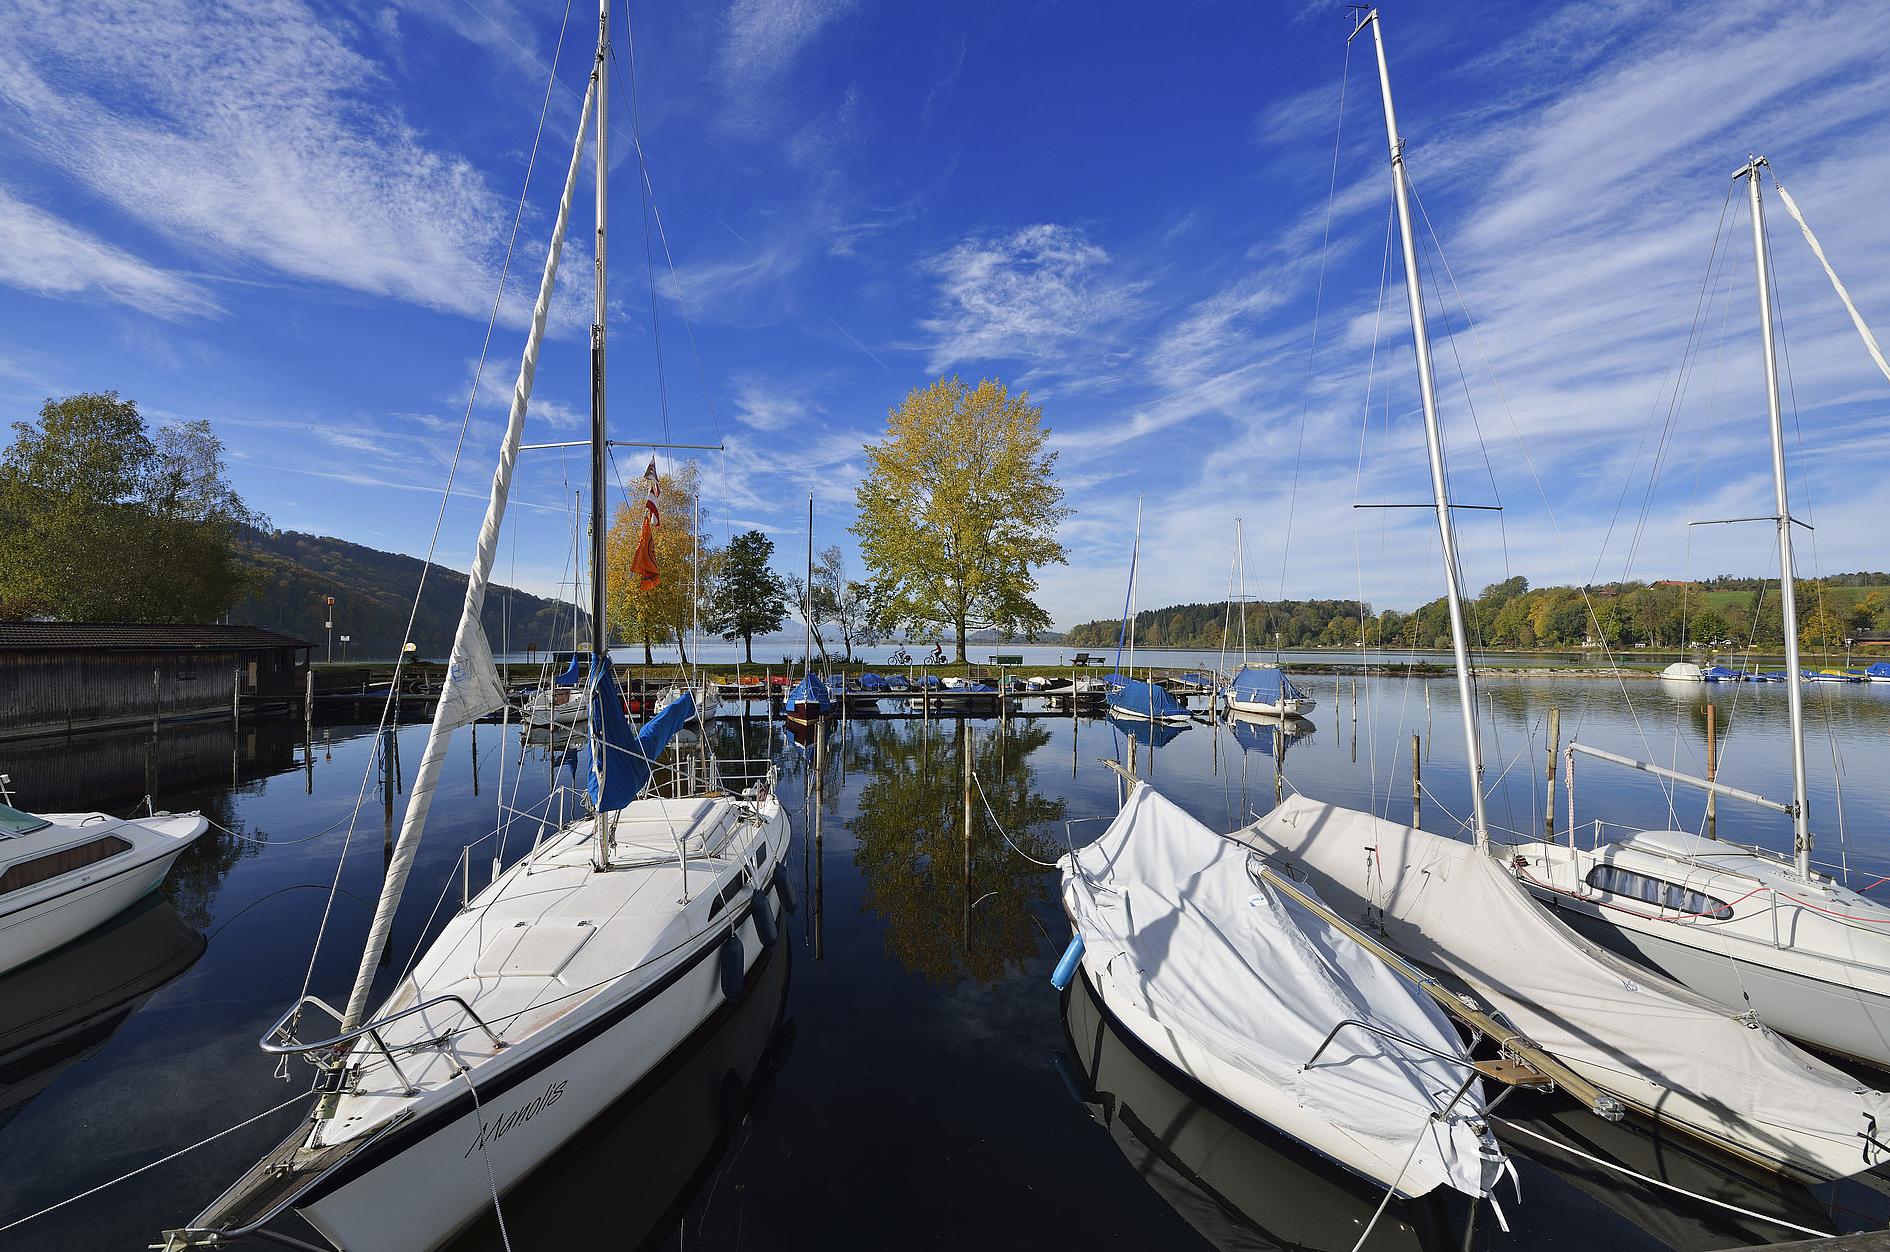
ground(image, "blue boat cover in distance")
xmin=1701 ymin=666 xmax=1738 ymax=681
xmin=787 ymin=671 xmax=834 ymax=712
xmin=1228 ymin=667 xmax=1306 ymax=703
xmin=1870 ymin=662 xmax=1890 ymax=679
xmin=1105 ymin=675 xmax=1188 ymax=720
xmin=856 ymin=672 xmax=888 ymax=691
xmin=554 ymin=652 xmax=587 ymax=686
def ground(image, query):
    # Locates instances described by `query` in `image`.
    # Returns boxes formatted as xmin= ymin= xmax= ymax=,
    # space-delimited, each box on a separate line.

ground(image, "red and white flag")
xmin=631 ymin=459 xmax=661 ymax=590
xmin=641 ymin=457 xmax=661 ymax=525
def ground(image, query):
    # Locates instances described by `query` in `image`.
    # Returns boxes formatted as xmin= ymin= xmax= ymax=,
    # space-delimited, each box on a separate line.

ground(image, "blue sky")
xmin=3 ymin=0 xmax=1889 ymax=629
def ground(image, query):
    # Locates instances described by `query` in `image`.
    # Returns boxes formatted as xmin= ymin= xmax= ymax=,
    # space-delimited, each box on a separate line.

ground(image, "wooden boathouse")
xmin=0 ymin=623 xmax=314 ymax=740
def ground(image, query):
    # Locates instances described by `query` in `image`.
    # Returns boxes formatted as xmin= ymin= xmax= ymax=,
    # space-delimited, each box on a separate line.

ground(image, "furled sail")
xmin=336 ymin=73 xmax=599 ymax=1037
xmin=437 ymin=616 xmax=507 ymax=731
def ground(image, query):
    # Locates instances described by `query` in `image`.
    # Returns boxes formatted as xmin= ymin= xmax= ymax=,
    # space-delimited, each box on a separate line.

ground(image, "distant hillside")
xmin=231 ymin=528 xmax=582 ymax=660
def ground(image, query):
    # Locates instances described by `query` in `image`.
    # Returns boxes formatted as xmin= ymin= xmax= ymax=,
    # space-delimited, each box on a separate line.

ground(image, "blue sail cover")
xmin=1228 ymin=667 xmax=1306 ymax=704
xmin=554 ymin=652 xmax=588 ymax=686
xmin=588 ymin=662 xmax=695 ymax=812
xmin=786 ymin=671 xmax=834 ymax=713
xmin=1104 ymin=675 xmax=1188 ymax=720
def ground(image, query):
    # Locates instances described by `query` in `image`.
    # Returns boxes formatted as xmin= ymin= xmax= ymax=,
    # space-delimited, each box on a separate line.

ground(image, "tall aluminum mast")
xmin=589 ymin=0 xmax=609 ymax=661
xmin=1738 ymin=156 xmax=1813 ymax=877
xmin=1357 ymin=9 xmax=1491 ymax=848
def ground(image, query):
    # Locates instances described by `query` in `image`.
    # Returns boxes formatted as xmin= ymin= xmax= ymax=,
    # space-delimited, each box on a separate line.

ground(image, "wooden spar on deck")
xmin=1098 ymin=759 xmax=1621 ymax=1116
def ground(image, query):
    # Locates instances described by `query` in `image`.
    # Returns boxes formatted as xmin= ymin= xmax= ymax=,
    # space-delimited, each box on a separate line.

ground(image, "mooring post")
xmin=1274 ymin=725 xmax=1284 ymax=804
xmin=152 ymin=666 xmax=161 ymax=735
xmin=1412 ymin=733 xmax=1422 ymax=829
xmin=962 ymin=719 xmax=974 ymax=949
xmin=232 ymin=667 xmax=241 ymax=725
xmin=380 ymin=727 xmax=395 ymax=855
xmin=1705 ymin=702 xmax=1718 ymax=840
xmin=1545 ymin=706 xmax=1561 ymax=836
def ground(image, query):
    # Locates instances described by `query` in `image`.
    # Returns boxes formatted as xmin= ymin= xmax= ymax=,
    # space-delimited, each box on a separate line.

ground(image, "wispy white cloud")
xmin=917 ymin=224 xmax=1144 ymax=374
xmin=0 ymin=0 xmax=585 ymax=326
xmin=0 ymin=186 xmax=217 ymax=318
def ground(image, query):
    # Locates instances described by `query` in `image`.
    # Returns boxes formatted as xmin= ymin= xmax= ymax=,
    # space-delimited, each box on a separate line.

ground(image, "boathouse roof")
xmin=0 ymin=622 xmax=314 ymax=652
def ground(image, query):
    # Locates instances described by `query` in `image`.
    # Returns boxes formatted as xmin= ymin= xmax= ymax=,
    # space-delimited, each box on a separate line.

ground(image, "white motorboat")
xmin=0 ymin=800 xmax=207 ymax=975
xmin=167 ymin=18 xmax=793 ymax=1247
xmin=1509 ymin=159 xmax=1890 ymax=1067
xmin=520 ymin=682 xmax=587 ymax=730
xmin=1060 ymin=782 xmax=1508 ymax=1202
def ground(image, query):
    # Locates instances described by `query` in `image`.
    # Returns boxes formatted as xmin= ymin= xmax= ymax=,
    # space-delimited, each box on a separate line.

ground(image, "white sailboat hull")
xmin=297 ymin=887 xmax=783 ymax=1252
xmin=1223 ymin=694 xmax=1314 ymax=718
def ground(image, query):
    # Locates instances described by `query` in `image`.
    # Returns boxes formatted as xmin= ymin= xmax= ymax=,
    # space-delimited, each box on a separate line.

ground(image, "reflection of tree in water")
xmin=166 ymin=790 xmax=264 ymax=931
xmin=848 ymin=719 xmax=1065 ymax=984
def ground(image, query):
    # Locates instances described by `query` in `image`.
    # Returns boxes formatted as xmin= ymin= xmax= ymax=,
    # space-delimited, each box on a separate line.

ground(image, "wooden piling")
xmin=1412 ymin=733 xmax=1422 ymax=829
xmin=1273 ymin=725 xmax=1284 ymax=804
xmin=1705 ymin=702 xmax=1718 ymax=839
xmin=1545 ymin=706 xmax=1560 ymax=836
xmin=963 ymin=719 xmax=974 ymax=949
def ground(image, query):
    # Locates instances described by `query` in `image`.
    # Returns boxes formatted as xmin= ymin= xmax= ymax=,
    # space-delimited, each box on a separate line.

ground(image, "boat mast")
xmin=1739 ymin=155 xmax=1812 ymax=876
xmin=804 ymin=494 xmax=814 ymax=675
xmin=588 ymin=0 xmax=611 ymax=868
xmin=1359 ymin=9 xmax=1490 ymax=848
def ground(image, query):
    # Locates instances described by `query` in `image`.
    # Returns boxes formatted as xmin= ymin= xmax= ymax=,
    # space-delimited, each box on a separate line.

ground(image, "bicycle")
xmin=889 ymin=647 xmax=912 ymax=665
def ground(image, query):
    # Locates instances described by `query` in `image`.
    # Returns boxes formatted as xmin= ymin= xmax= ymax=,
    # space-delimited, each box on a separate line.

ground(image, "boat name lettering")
xmin=465 ymin=1080 xmax=567 ymax=1157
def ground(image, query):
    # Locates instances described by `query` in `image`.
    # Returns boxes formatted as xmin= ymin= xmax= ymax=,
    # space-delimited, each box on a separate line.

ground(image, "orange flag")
xmin=631 ymin=515 xmax=660 ymax=590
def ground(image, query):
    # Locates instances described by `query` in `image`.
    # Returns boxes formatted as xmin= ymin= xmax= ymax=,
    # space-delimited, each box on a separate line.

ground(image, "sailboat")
xmin=1218 ymin=519 xmax=1317 ymax=718
xmin=164 ymin=13 xmax=791 ymax=1248
xmin=1106 ymin=497 xmax=1192 ymax=724
xmin=1059 ymin=780 xmax=1510 ymax=1204
xmin=1242 ymin=9 xmax=1890 ymax=1185
xmin=783 ymin=497 xmax=835 ymax=727
xmin=1510 ymin=159 xmax=1890 ymax=1070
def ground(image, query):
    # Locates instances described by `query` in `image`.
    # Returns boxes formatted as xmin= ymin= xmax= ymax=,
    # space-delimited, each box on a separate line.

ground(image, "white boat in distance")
xmin=1515 ymin=159 xmax=1890 ymax=1069
xmin=1222 ymin=663 xmax=1316 ymax=718
xmin=1061 ymin=782 xmax=1508 ymax=1202
xmin=168 ymin=13 xmax=793 ymax=1248
xmin=0 ymin=800 xmax=207 ymax=975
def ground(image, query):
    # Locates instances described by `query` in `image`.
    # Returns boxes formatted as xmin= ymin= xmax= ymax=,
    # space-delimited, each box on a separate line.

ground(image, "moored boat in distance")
xmin=1221 ymin=663 xmax=1316 ymax=718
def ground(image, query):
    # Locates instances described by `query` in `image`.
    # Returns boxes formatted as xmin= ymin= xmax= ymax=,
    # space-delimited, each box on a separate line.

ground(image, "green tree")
xmin=0 ymin=393 xmax=260 ymax=621
xmin=705 ymin=529 xmax=786 ymax=664
xmin=1689 ymin=607 xmax=1728 ymax=646
xmin=853 ymin=376 xmax=1069 ymax=662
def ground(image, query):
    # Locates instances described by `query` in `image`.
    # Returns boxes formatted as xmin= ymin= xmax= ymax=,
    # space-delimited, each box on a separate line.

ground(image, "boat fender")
xmin=1050 ymin=933 xmax=1085 ymax=990
xmin=773 ymin=869 xmax=798 ymax=914
xmin=753 ymin=893 xmax=779 ymax=948
xmin=720 ymin=931 xmax=745 ymax=999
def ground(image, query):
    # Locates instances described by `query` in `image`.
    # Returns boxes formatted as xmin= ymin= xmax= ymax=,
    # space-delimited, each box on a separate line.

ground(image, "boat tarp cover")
xmin=1229 ymin=667 xmax=1307 ymax=705
xmin=555 ymin=653 xmax=588 ymax=686
xmin=1105 ymin=675 xmax=1189 ymax=720
xmin=1870 ymin=662 xmax=1890 ymax=679
xmin=786 ymin=672 xmax=833 ymax=712
xmin=856 ymin=672 xmax=888 ymax=691
xmin=1247 ymin=795 xmax=1890 ymax=1176
xmin=1660 ymin=663 xmax=1704 ymax=681
xmin=589 ymin=666 xmax=692 ymax=811
xmin=1062 ymin=784 xmax=1496 ymax=1198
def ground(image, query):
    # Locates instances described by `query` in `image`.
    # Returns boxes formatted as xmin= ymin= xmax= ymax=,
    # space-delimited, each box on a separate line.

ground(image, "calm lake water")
xmin=4 ymin=673 xmax=1890 ymax=1249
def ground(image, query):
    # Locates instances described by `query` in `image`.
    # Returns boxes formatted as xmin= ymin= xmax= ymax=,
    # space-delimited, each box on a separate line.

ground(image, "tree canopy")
xmin=0 ymin=392 xmax=262 ymax=622
xmin=604 ymin=462 xmax=715 ymax=663
xmin=707 ymin=529 xmax=788 ymax=663
xmin=852 ymin=376 xmax=1068 ymax=662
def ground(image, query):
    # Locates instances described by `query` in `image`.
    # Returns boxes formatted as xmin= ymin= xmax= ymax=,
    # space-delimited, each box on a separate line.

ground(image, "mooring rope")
xmin=461 ymin=1069 xmax=515 ymax=1252
xmin=0 ymin=1087 xmax=315 ymax=1235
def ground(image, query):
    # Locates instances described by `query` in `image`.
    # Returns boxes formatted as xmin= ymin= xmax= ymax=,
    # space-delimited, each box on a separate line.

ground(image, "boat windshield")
xmin=0 ymin=803 xmax=51 ymax=837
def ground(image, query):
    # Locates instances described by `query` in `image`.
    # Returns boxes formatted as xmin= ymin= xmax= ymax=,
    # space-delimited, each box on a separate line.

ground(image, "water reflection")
xmin=846 ymin=717 xmax=1065 ymax=984
xmin=0 ymin=895 xmax=205 ymax=1135
xmin=1061 ymin=967 xmax=1471 ymax=1250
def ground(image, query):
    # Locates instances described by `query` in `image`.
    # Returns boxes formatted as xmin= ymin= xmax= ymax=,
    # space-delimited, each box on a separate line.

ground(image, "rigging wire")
xmin=293 ymin=0 xmax=579 ymax=1015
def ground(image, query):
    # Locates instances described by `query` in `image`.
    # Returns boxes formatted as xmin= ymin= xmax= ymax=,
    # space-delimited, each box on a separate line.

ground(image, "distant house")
xmin=1850 ymin=631 xmax=1890 ymax=652
xmin=0 ymin=623 xmax=313 ymax=739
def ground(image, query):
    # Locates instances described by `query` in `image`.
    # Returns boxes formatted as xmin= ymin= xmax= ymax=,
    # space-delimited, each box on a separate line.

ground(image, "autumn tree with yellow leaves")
xmin=852 ymin=376 xmax=1069 ymax=663
xmin=605 ymin=461 xmax=717 ymax=664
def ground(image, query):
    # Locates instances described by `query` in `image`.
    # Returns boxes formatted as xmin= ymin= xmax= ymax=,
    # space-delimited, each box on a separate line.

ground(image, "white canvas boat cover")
xmin=1249 ymin=796 xmax=1890 ymax=1178
xmin=1062 ymin=784 xmax=1500 ymax=1199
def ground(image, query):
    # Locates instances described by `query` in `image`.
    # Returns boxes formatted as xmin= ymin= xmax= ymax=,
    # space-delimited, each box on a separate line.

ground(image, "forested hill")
xmin=231 ymin=528 xmax=580 ymax=660
xmin=1065 ymin=599 xmax=1369 ymax=649
xmin=1064 ymin=573 xmax=1890 ymax=652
